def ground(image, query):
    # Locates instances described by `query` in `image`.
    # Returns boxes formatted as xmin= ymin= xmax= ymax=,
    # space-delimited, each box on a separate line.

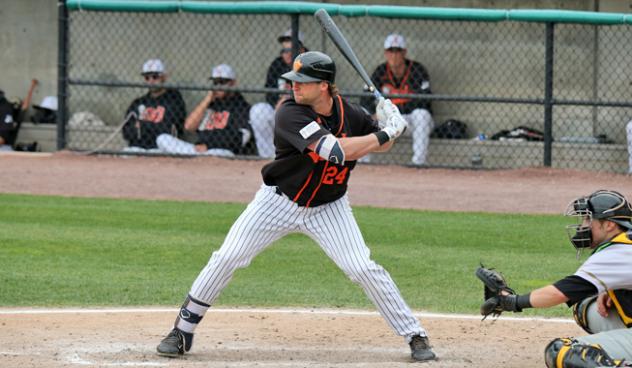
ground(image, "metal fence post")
xmin=57 ymin=0 xmax=69 ymax=150
xmin=291 ymin=14 xmax=300 ymax=60
xmin=543 ymin=22 xmax=555 ymax=167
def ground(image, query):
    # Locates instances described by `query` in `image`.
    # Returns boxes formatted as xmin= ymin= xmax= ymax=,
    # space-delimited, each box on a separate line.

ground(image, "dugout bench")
xmin=16 ymin=123 xmax=628 ymax=173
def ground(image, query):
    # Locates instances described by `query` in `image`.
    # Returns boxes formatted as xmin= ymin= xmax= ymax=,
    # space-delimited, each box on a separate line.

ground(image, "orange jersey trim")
xmin=293 ymin=171 xmax=314 ymax=203
xmin=386 ymin=60 xmax=412 ymax=89
xmin=305 ymin=161 xmax=330 ymax=208
xmin=334 ymin=95 xmax=345 ymax=137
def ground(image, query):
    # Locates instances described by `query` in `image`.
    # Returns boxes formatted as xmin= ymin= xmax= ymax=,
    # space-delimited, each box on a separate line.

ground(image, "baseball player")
xmin=156 ymin=64 xmax=253 ymax=156
xmin=479 ymin=190 xmax=632 ymax=367
xmin=156 ymin=51 xmax=437 ymax=362
xmin=360 ymin=34 xmax=434 ymax=167
xmin=0 ymin=79 xmax=37 ymax=151
xmin=249 ymin=28 xmax=307 ymax=158
xmin=122 ymin=59 xmax=186 ymax=152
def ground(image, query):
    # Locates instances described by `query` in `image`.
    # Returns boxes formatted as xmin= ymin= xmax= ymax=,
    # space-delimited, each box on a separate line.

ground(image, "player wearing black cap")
xmin=156 ymin=51 xmax=437 ymax=362
xmin=249 ymin=29 xmax=308 ymax=158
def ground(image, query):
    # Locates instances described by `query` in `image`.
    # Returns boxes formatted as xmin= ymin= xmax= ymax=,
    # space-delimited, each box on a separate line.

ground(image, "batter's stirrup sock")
xmin=544 ymin=338 xmax=623 ymax=368
xmin=174 ymin=294 xmax=210 ymax=335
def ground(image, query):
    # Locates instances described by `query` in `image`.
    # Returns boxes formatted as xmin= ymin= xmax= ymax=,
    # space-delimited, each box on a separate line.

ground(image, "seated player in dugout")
xmin=156 ymin=51 xmax=437 ymax=362
xmin=480 ymin=190 xmax=632 ymax=367
xmin=157 ymin=64 xmax=253 ymax=156
xmin=249 ymin=28 xmax=307 ymax=158
xmin=0 ymin=79 xmax=38 ymax=151
xmin=360 ymin=33 xmax=434 ymax=167
xmin=122 ymin=58 xmax=186 ymax=152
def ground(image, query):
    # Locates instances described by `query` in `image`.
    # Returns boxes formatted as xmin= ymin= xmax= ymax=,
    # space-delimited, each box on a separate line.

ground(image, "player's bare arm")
xmin=527 ymin=285 xmax=568 ymax=308
xmin=184 ymin=92 xmax=214 ymax=131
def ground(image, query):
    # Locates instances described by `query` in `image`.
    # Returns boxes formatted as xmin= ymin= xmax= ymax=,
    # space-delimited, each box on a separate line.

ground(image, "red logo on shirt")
xmin=202 ymin=111 xmax=230 ymax=130
xmin=140 ymin=106 xmax=166 ymax=123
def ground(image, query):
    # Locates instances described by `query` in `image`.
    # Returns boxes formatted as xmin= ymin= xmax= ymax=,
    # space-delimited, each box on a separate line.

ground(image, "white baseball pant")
xmin=188 ymin=184 xmax=427 ymax=341
xmin=121 ymin=146 xmax=164 ymax=153
xmin=580 ymin=297 xmax=627 ymax=334
xmin=360 ymin=108 xmax=434 ymax=166
xmin=156 ymin=134 xmax=234 ymax=157
xmin=405 ymin=108 xmax=434 ymax=166
xmin=249 ymin=102 xmax=276 ymax=158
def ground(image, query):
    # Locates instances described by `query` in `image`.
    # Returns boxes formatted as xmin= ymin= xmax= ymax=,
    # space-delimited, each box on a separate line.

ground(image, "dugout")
xmin=11 ymin=1 xmax=632 ymax=173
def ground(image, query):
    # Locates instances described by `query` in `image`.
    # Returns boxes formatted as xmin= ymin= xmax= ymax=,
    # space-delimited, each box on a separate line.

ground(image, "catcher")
xmin=476 ymin=190 xmax=632 ymax=368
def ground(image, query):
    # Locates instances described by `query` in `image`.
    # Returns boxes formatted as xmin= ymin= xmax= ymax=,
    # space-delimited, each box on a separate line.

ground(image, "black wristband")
xmin=374 ymin=131 xmax=390 ymax=146
xmin=516 ymin=293 xmax=532 ymax=310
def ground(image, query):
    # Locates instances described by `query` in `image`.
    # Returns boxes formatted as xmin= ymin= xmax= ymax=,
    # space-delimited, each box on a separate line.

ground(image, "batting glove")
xmin=376 ymin=98 xmax=402 ymax=126
xmin=376 ymin=97 xmax=387 ymax=128
xmin=381 ymin=114 xmax=408 ymax=141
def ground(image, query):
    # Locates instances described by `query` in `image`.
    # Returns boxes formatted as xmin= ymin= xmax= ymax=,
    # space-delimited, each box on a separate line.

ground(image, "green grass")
xmin=0 ymin=193 xmax=582 ymax=317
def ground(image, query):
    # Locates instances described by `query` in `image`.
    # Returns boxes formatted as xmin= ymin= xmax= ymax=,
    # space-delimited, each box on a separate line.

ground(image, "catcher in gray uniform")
xmin=477 ymin=190 xmax=632 ymax=368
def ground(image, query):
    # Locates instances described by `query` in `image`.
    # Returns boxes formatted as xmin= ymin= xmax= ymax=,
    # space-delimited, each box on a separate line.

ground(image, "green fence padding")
xmin=65 ymin=0 xmax=632 ymax=25
xmin=365 ymin=6 xmax=507 ymax=21
xmin=68 ymin=0 xmax=181 ymax=12
xmin=508 ymin=9 xmax=626 ymax=25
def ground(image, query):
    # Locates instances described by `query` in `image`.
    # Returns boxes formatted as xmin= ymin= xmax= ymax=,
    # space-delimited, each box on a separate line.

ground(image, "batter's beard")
xmin=294 ymin=95 xmax=308 ymax=105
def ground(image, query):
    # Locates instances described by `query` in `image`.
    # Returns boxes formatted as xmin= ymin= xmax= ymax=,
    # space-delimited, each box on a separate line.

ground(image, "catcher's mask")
xmin=565 ymin=190 xmax=632 ymax=257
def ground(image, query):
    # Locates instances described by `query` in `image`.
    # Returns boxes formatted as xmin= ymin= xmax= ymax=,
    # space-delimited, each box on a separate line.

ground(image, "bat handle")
xmin=372 ymin=89 xmax=382 ymax=100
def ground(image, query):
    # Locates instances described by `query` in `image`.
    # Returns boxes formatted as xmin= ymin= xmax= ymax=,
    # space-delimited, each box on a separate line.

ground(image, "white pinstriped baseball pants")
xmin=189 ymin=184 xmax=426 ymax=340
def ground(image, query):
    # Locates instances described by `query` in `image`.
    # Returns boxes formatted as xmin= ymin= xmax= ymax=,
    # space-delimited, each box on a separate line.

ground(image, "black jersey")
xmin=123 ymin=89 xmax=186 ymax=149
xmin=195 ymin=93 xmax=251 ymax=153
xmin=263 ymin=57 xmax=292 ymax=106
xmin=0 ymin=94 xmax=20 ymax=146
xmin=261 ymin=95 xmax=379 ymax=207
xmin=360 ymin=59 xmax=432 ymax=115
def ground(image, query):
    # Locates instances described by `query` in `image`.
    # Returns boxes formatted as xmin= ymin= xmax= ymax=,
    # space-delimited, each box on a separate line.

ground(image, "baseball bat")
xmin=314 ymin=8 xmax=382 ymax=100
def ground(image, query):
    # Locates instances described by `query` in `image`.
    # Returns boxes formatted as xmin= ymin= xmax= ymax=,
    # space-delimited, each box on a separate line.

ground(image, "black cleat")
xmin=156 ymin=328 xmax=193 ymax=357
xmin=409 ymin=335 xmax=437 ymax=362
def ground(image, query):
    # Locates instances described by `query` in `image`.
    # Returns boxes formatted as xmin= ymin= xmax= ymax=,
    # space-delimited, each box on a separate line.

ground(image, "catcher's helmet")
xmin=568 ymin=190 xmax=632 ymax=230
xmin=281 ymin=51 xmax=336 ymax=83
xmin=565 ymin=190 xmax=632 ymax=252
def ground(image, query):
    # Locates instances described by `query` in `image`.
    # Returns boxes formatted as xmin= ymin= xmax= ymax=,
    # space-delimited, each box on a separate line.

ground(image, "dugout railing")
xmin=59 ymin=0 xmax=632 ymax=173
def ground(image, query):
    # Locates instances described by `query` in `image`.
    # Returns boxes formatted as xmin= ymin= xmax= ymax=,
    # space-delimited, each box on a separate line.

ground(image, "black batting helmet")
xmin=281 ymin=51 xmax=336 ymax=83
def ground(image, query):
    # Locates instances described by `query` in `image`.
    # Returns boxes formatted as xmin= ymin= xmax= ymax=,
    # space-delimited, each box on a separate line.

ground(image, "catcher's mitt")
xmin=475 ymin=265 xmax=518 ymax=319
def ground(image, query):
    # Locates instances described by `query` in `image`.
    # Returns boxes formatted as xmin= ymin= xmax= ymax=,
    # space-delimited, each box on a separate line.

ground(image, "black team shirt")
xmin=261 ymin=95 xmax=379 ymax=207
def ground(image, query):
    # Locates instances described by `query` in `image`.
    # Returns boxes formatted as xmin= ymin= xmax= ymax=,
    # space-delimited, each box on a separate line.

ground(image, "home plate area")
xmin=0 ymin=307 xmax=583 ymax=367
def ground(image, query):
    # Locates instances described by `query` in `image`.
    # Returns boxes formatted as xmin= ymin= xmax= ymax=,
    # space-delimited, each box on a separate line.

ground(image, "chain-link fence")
xmin=60 ymin=1 xmax=632 ymax=173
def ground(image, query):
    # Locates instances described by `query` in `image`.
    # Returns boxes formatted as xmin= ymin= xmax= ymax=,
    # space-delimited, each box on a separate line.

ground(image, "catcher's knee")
xmin=544 ymin=338 xmax=620 ymax=368
xmin=573 ymin=295 xmax=597 ymax=334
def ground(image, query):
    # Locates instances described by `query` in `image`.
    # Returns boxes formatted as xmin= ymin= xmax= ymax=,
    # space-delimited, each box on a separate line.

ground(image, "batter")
xmin=155 ymin=51 xmax=436 ymax=362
